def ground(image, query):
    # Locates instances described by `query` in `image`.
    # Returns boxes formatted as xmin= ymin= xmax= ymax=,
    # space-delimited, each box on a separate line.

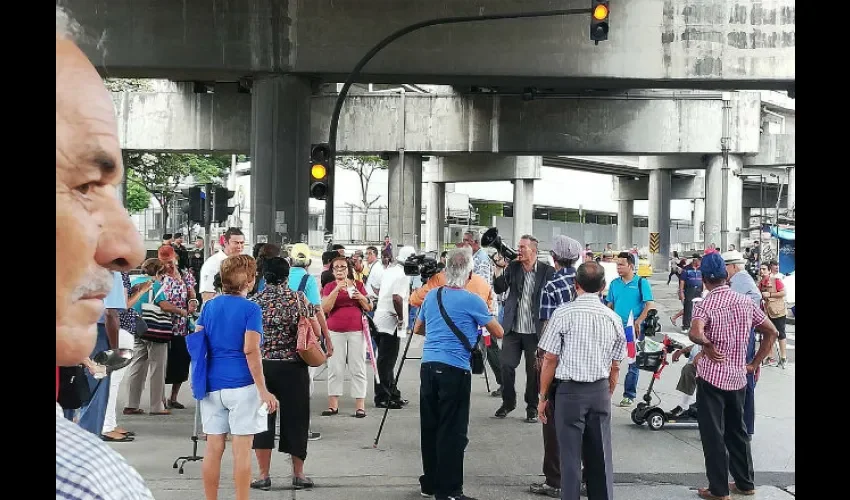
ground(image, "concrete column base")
xmin=388 ymin=153 xmax=423 ymax=250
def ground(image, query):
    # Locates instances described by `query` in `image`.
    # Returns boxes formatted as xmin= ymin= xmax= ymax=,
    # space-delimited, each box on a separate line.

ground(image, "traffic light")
xmin=590 ymin=0 xmax=609 ymax=44
xmin=309 ymin=143 xmax=330 ymax=200
xmin=212 ymin=186 xmax=235 ymax=224
xmin=181 ymin=186 xmax=205 ymax=224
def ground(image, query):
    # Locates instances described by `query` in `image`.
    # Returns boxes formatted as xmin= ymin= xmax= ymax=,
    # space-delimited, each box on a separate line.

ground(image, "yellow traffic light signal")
xmin=590 ymin=0 xmax=609 ymax=44
xmin=311 ymin=163 xmax=327 ymax=180
xmin=310 ymin=144 xmax=331 ymax=200
xmin=593 ymin=4 xmax=608 ymax=21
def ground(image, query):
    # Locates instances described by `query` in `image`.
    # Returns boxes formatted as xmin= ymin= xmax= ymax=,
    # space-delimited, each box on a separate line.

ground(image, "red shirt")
xmin=692 ymin=285 xmax=767 ymax=391
xmin=322 ymin=281 xmax=368 ymax=332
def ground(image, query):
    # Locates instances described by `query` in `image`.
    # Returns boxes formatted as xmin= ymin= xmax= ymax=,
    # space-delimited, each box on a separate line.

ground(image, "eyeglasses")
xmin=332 ymin=266 xmax=348 ymax=271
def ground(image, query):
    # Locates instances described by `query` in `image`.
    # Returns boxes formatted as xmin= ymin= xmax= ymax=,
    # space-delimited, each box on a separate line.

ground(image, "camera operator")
xmin=493 ymin=235 xmax=554 ymax=422
xmin=409 ymin=257 xmax=494 ymax=315
xmin=413 ymin=248 xmax=504 ymax=500
xmin=372 ymin=246 xmax=414 ymax=409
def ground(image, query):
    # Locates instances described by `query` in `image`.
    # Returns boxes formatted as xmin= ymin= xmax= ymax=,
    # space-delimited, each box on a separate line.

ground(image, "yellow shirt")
xmin=409 ymin=272 xmax=493 ymax=311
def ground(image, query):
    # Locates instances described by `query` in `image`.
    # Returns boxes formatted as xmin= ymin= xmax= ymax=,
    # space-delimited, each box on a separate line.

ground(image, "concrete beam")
xmin=613 ymin=176 xmax=705 ymax=201
xmin=423 ymin=155 xmax=541 ymax=183
xmin=639 ymin=155 xmax=706 ymax=171
xmin=67 ymin=0 xmax=794 ymax=90
xmin=743 ymin=134 xmax=795 ymax=166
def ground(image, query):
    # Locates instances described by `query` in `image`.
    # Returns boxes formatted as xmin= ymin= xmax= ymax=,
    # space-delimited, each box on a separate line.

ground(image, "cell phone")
xmin=347 ymin=286 xmax=357 ymax=296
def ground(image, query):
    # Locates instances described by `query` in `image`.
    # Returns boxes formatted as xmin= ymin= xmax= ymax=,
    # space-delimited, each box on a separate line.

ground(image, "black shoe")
xmin=250 ymin=478 xmax=271 ymax=491
xmin=292 ymin=476 xmax=314 ymax=489
xmin=525 ymin=408 xmax=538 ymax=423
xmin=494 ymin=405 xmax=515 ymax=418
xmin=668 ymin=406 xmax=684 ymax=418
xmin=375 ymin=400 xmax=404 ymax=409
xmin=308 ymin=431 xmax=322 ymax=441
xmin=530 ymin=482 xmax=560 ymax=497
xmin=490 ymin=388 xmax=502 ymax=398
xmin=443 ymin=495 xmax=478 ymax=500
xmin=419 ymin=475 xmax=434 ymax=497
xmin=393 ymin=398 xmax=410 ymax=406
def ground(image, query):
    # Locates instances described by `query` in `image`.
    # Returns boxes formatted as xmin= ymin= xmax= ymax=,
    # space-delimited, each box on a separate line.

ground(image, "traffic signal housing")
xmin=310 ymin=143 xmax=330 ymax=200
xmin=182 ymin=186 xmax=205 ymax=224
xmin=212 ymin=186 xmax=235 ymax=224
xmin=590 ymin=0 xmax=609 ymax=44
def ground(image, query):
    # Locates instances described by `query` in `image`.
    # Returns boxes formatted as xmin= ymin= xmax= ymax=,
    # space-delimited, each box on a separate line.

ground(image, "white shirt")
xmin=366 ymin=261 xmax=385 ymax=297
xmin=373 ymin=264 xmax=410 ymax=337
xmin=199 ymin=251 xmax=228 ymax=294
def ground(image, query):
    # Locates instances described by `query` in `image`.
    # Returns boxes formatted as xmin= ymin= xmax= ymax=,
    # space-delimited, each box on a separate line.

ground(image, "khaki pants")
xmin=126 ymin=339 xmax=169 ymax=412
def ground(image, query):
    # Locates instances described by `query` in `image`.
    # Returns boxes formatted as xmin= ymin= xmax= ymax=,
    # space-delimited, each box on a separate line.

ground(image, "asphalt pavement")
xmin=106 ymin=272 xmax=795 ymax=499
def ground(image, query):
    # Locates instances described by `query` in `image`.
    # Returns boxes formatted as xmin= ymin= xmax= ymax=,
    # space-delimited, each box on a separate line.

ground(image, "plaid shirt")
xmin=56 ymin=404 xmax=153 ymax=499
xmin=692 ymin=285 xmax=767 ymax=391
xmin=539 ymin=267 xmax=577 ymax=321
xmin=538 ymin=294 xmax=626 ymax=382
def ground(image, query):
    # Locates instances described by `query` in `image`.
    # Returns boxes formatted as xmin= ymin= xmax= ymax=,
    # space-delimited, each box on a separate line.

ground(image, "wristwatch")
xmin=538 ymin=393 xmax=548 ymax=402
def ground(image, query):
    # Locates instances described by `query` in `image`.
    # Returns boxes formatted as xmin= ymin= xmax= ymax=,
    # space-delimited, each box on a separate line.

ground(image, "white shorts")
xmin=200 ymin=384 xmax=267 ymax=436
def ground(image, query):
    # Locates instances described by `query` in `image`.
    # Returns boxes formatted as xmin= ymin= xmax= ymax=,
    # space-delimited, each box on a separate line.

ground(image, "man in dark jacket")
xmin=493 ymin=234 xmax=555 ymax=422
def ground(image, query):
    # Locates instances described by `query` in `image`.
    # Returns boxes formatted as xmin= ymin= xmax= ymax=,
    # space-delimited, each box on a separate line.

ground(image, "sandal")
xmin=696 ymin=487 xmax=730 ymax=500
xmin=354 ymin=409 xmax=367 ymax=418
xmin=321 ymin=408 xmax=339 ymax=416
xmin=729 ymin=483 xmax=755 ymax=496
xmin=123 ymin=408 xmax=145 ymax=415
xmin=101 ymin=433 xmax=135 ymax=443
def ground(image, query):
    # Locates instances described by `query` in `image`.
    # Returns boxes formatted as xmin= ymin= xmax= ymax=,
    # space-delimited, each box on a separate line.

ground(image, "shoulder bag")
xmin=296 ymin=292 xmax=326 ymax=367
xmin=140 ymin=283 xmax=174 ymax=343
xmin=436 ymin=287 xmax=485 ymax=374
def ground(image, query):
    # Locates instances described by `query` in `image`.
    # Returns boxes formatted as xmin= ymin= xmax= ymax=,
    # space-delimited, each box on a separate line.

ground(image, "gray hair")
xmin=463 ymin=230 xmax=479 ymax=243
xmin=444 ymin=247 xmax=474 ymax=288
xmin=56 ymin=5 xmax=107 ymax=53
xmin=519 ymin=234 xmax=539 ymax=249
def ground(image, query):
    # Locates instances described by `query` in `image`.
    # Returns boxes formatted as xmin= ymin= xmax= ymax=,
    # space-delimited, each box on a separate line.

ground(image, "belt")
xmin=555 ymin=378 xmax=607 ymax=384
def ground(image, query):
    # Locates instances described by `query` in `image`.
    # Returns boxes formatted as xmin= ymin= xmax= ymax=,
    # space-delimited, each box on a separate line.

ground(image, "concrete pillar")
xmin=426 ymin=182 xmax=446 ymax=252
xmin=692 ymin=198 xmax=705 ymax=246
xmin=250 ymin=75 xmax=312 ymax=245
xmin=388 ymin=153 xmax=423 ymax=250
xmin=648 ymin=169 xmax=672 ymax=271
xmin=512 ymin=179 xmax=534 ymax=243
xmin=617 ymin=199 xmax=634 ymax=251
xmin=787 ymin=166 xmax=795 ymax=214
xmin=704 ymin=155 xmax=744 ymax=252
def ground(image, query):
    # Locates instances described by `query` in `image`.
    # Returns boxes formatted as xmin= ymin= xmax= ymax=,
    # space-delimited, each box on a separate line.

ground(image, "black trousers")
xmin=555 ymin=380 xmax=613 ymax=500
xmin=682 ymin=286 xmax=703 ymax=328
xmin=253 ymin=360 xmax=310 ymax=460
xmin=541 ymin=377 xmax=560 ymax=487
xmin=483 ymin=339 xmax=503 ymax=386
xmin=500 ymin=331 xmax=539 ymax=410
xmin=373 ymin=330 xmax=401 ymax=404
xmin=420 ymin=362 xmax=471 ymax=499
xmin=696 ymin=379 xmax=755 ymax=497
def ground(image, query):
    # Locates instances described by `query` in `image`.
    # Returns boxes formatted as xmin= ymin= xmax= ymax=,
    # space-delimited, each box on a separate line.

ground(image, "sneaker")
xmin=779 ymin=357 xmax=787 ymax=369
xmin=668 ymin=405 xmax=684 ymax=418
xmin=530 ymin=482 xmax=561 ymax=497
xmin=308 ymin=431 xmax=322 ymax=441
xmin=618 ymin=397 xmax=634 ymax=407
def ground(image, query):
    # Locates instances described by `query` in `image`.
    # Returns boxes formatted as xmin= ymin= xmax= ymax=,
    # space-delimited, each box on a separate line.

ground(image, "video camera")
xmin=642 ymin=309 xmax=662 ymax=337
xmin=480 ymin=227 xmax=518 ymax=262
xmin=403 ymin=253 xmax=444 ymax=281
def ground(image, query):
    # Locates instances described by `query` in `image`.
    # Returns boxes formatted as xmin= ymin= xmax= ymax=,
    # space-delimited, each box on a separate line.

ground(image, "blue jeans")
xmin=623 ymin=362 xmax=640 ymax=399
xmin=77 ymin=324 xmax=111 ymax=436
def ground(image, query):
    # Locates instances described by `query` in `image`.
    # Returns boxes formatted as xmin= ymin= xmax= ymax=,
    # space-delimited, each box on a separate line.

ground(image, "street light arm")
xmin=325 ymin=7 xmax=593 ymax=232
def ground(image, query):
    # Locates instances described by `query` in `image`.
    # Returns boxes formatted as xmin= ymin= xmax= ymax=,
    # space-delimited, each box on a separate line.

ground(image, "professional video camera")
xmin=480 ymin=227 xmax=518 ymax=261
xmin=641 ymin=309 xmax=662 ymax=337
xmin=403 ymin=253 xmax=444 ymax=281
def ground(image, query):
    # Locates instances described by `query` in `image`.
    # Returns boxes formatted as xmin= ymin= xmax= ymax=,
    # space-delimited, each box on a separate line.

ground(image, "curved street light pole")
xmin=324 ymin=7 xmax=594 ymax=233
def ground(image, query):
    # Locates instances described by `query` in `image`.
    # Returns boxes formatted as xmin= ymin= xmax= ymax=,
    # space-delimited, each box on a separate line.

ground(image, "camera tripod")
xmin=372 ymin=328 xmax=495 ymax=448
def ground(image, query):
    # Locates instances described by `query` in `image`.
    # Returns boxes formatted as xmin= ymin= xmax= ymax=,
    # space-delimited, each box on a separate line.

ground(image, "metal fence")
xmin=130 ymin=198 xmax=189 ymax=243
xmin=310 ymin=206 xmax=390 ymax=247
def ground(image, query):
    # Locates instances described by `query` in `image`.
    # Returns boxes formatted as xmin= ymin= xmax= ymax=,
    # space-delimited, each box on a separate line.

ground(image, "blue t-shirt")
xmin=420 ymin=287 xmax=492 ymax=371
xmin=129 ymin=276 xmax=165 ymax=314
xmin=98 ymin=272 xmax=127 ymax=324
xmin=287 ymin=267 xmax=321 ymax=306
xmin=682 ymin=265 xmax=703 ymax=288
xmin=195 ymin=295 xmax=264 ymax=392
xmin=607 ymin=276 xmax=653 ymax=326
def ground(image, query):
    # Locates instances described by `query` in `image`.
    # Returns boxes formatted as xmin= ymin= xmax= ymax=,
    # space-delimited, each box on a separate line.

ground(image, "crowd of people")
xmin=56 ymin=6 xmax=785 ymax=500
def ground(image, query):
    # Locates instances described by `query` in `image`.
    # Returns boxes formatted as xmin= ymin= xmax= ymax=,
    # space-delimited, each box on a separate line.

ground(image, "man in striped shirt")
xmin=687 ymin=253 xmax=778 ymax=500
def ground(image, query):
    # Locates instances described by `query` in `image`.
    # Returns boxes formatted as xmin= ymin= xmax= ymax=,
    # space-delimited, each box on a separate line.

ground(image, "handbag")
xmin=140 ymin=283 xmax=174 ymax=343
xmin=436 ymin=287 xmax=485 ymax=374
xmin=296 ymin=292 xmax=326 ymax=367
xmin=57 ymin=365 xmax=92 ymax=410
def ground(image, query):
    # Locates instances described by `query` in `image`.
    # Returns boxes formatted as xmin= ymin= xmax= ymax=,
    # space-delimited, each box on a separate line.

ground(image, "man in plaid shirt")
xmin=529 ymin=235 xmax=582 ymax=498
xmin=687 ymin=253 xmax=779 ymax=500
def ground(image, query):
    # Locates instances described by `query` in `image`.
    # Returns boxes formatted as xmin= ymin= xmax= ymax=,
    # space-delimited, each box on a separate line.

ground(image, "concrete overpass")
xmin=66 ymin=0 xmax=794 ymax=92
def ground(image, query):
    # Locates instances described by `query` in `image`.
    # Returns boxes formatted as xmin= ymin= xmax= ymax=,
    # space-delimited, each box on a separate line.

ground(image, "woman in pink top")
xmin=321 ymin=255 xmax=371 ymax=417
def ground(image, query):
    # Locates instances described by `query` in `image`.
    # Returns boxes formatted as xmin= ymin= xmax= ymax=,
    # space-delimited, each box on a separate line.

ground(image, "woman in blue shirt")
xmin=188 ymin=255 xmax=278 ymax=500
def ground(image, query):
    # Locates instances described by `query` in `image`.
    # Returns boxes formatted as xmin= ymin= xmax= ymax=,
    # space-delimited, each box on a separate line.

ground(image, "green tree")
xmin=125 ymin=152 xmax=230 ymax=228
xmin=336 ymin=155 xmax=388 ymax=241
xmin=125 ymin=180 xmax=151 ymax=213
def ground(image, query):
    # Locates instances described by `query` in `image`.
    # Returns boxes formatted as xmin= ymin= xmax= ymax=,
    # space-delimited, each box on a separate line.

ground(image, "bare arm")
xmin=413 ymin=318 xmax=425 ymax=336
xmin=608 ymin=360 xmax=621 ymax=395
xmin=243 ymin=330 xmax=268 ymax=393
xmin=538 ymin=352 xmax=558 ymax=399
xmin=484 ymin=317 xmax=504 ymax=339
xmin=321 ymin=285 xmax=342 ymax=314
xmin=201 ymin=291 xmax=216 ymax=302
xmin=158 ymin=300 xmax=188 ymax=317
xmin=750 ymin=318 xmax=779 ymax=368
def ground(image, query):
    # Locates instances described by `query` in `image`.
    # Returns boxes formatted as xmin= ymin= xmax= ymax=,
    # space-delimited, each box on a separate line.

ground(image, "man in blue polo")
xmin=607 ymin=252 xmax=655 ymax=407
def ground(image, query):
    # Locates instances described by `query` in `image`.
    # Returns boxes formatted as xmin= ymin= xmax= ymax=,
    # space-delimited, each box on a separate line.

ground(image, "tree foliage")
xmin=124 ymin=152 xmax=231 ymax=227
xmin=336 ymin=155 xmax=388 ymax=209
xmin=125 ymin=180 xmax=151 ymax=214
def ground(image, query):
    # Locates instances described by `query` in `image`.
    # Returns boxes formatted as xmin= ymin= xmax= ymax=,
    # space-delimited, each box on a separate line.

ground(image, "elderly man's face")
xmin=56 ymin=38 xmax=145 ymax=366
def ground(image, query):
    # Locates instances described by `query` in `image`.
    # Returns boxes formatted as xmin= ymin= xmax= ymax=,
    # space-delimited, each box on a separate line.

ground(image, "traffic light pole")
xmin=325 ymin=7 xmax=593 ymax=233
xmin=204 ymin=183 xmax=213 ymax=261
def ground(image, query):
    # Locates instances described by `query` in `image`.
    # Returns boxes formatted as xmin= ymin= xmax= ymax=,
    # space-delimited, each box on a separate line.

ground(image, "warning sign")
xmin=649 ymin=232 xmax=660 ymax=254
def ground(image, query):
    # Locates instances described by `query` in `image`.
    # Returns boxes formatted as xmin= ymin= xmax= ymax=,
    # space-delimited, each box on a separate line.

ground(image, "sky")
xmin=310 ymin=164 xmax=694 ymax=221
